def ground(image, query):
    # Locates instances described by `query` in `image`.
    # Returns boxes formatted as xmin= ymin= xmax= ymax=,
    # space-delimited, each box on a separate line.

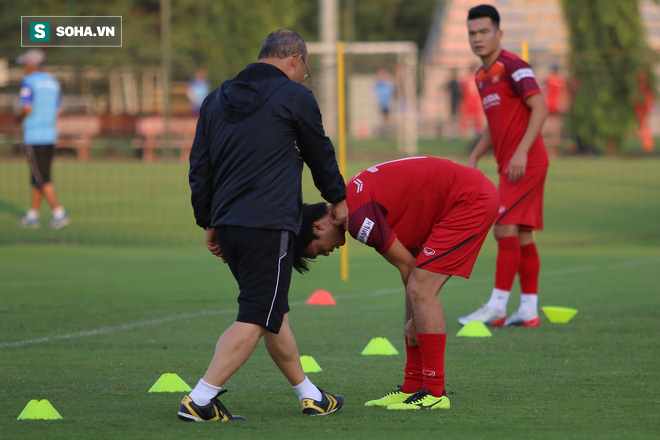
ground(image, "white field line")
xmin=1 ymin=257 xmax=658 ymax=350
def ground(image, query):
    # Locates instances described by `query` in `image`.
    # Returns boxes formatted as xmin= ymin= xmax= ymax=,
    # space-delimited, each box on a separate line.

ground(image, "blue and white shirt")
xmin=20 ymin=71 xmax=61 ymax=146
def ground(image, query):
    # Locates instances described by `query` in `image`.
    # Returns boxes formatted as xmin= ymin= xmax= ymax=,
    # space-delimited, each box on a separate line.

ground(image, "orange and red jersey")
xmin=475 ymin=50 xmax=548 ymax=173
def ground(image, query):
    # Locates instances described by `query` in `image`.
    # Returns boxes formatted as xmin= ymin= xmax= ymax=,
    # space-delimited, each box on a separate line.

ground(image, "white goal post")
xmin=307 ymin=41 xmax=419 ymax=156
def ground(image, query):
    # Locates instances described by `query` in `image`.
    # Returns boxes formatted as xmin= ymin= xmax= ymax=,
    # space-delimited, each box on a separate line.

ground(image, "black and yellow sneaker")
xmin=177 ymin=389 xmax=247 ymax=422
xmin=301 ymin=388 xmax=344 ymax=416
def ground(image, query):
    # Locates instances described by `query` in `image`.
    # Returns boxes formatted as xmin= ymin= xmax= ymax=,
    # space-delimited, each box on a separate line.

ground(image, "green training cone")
xmin=456 ymin=321 xmax=492 ymax=338
xmin=148 ymin=373 xmax=192 ymax=393
xmin=300 ymin=355 xmax=323 ymax=373
xmin=17 ymin=399 xmax=63 ymax=420
xmin=361 ymin=337 xmax=399 ymax=355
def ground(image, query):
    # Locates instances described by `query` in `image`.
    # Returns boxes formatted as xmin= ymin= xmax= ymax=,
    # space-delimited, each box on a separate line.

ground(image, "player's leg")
xmin=491 ymin=222 xmax=521 ymax=312
xmin=37 ymin=146 xmax=69 ymax=229
xmin=505 ymin=228 xmax=540 ymax=326
xmin=19 ymin=145 xmax=43 ymax=227
xmin=458 ymin=222 xmax=519 ymax=326
xmin=31 ymin=185 xmax=42 ymax=211
xmin=503 ymin=166 xmax=546 ymax=326
xmin=386 ymin=268 xmax=451 ymax=410
xmin=365 ymin=298 xmax=420 ymax=407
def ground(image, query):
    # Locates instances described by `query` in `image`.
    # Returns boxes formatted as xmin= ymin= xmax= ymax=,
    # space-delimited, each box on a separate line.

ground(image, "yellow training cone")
xmin=300 ymin=355 xmax=323 ymax=373
xmin=148 ymin=373 xmax=192 ymax=393
xmin=17 ymin=399 xmax=63 ymax=420
xmin=542 ymin=306 xmax=578 ymax=323
xmin=456 ymin=321 xmax=492 ymax=338
xmin=361 ymin=337 xmax=399 ymax=355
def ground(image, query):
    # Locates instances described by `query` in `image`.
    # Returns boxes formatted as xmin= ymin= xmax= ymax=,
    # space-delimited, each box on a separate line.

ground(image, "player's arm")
xmin=468 ymin=125 xmax=492 ymax=168
xmin=507 ymin=93 xmax=548 ymax=183
xmin=16 ymin=105 xmax=31 ymax=123
xmin=382 ymin=237 xmax=416 ymax=287
xmin=381 ymin=237 xmax=420 ymax=345
xmin=17 ymin=82 xmax=33 ymax=123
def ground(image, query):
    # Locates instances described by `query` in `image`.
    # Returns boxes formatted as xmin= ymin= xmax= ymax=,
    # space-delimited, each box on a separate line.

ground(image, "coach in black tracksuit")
xmin=182 ymin=30 xmax=347 ymax=422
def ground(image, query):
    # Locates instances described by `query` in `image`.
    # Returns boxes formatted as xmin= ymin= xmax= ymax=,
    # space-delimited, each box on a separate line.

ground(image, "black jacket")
xmin=189 ymin=62 xmax=346 ymax=235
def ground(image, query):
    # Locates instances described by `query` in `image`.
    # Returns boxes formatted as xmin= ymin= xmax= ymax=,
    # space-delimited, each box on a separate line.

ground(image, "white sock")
xmin=189 ymin=379 xmax=221 ymax=406
xmin=27 ymin=209 xmax=39 ymax=220
xmin=519 ymin=293 xmax=538 ymax=315
xmin=292 ymin=376 xmax=322 ymax=402
xmin=52 ymin=207 xmax=66 ymax=219
xmin=486 ymin=288 xmax=510 ymax=312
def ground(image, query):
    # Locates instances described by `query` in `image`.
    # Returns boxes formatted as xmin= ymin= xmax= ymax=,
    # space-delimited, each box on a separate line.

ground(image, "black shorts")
xmin=25 ymin=144 xmax=55 ymax=188
xmin=216 ymin=226 xmax=293 ymax=333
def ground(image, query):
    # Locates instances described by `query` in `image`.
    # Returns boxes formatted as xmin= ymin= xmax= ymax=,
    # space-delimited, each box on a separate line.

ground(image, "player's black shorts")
xmin=25 ymin=144 xmax=55 ymax=188
xmin=216 ymin=226 xmax=293 ymax=334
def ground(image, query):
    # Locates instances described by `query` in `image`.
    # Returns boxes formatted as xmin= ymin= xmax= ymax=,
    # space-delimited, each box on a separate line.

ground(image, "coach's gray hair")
xmin=258 ymin=30 xmax=307 ymax=60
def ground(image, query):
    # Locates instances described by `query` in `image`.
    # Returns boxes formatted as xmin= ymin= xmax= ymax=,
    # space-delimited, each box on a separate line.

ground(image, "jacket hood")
xmin=215 ymin=63 xmax=290 ymax=123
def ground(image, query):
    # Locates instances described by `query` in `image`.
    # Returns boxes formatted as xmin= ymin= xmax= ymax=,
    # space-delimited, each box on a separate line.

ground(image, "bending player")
xmin=459 ymin=5 xmax=549 ymax=327
xmin=293 ymin=157 xmax=498 ymax=410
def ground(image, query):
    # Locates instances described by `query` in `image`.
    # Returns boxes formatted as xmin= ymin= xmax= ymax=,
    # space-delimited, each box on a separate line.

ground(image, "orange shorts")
xmin=415 ymin=178 xmax=499 ymax=279
xmin=496 ymin=165 xmax=547 ymax=230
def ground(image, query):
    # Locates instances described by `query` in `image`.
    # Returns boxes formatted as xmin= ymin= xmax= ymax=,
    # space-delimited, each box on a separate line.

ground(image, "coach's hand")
xmin=205 ymin=228 xmax=226 ymax=263
xmin=506 ymin=150 xmax=527 ymax=183
xmin=330 ymin=199 xmax=349 ymax=230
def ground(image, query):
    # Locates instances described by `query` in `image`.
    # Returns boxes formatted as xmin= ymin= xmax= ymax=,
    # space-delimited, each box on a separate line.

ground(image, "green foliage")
xmin=3 ymin=0 xmax=299 ymax=83
xmin=169 ymin=0 xmax=299 ymax=83
xmin=3 ymin=0 xmax=437 ymax=85
xmin=561 ymin=0 xmax=657 ymax=152
xmin=345 ymin=0 xmax=438 ymax=47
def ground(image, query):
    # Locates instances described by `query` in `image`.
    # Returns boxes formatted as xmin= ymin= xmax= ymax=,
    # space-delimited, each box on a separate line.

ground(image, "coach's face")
xmin=290 ymin=53 xmax=309 ymax=84
xmin=304 ymin=214 xmax=346 ymax=258
xmin=468 ymin=17 xmax=502 ymax=60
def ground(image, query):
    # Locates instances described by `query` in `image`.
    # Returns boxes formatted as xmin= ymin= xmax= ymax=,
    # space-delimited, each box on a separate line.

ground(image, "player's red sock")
xmin=401 ymin=336 xmax=424 ymax=393
xmin=519 ymin=242 xmax=539 ymax=294
xmin=416 ymin=333 xmax=446 ymax=397
xmin=494 ymin=236 xmax=521 ymax=291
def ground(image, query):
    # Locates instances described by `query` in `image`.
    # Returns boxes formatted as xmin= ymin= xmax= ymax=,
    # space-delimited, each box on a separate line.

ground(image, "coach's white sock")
xmin=486 ymin=288 xmax=510 ymax=312
xmin=518 ymin=293 xmax=538 ymax=315
xmin=292 ymin=376 xmax=322 ymax=402
xmin=26 ymin=209 xmax=39 ymax=220
xmin=189 ymin=379 xmax=221 ymax=406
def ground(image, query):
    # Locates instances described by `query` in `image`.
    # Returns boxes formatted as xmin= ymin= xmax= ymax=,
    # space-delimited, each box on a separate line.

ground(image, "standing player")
xmin=459 ymin=5 xmax=549 ymax=327
xmin=16 ymin=49 xmax=70 ymax=230
xmin=294 ymin=157 xmax=498 ymax=410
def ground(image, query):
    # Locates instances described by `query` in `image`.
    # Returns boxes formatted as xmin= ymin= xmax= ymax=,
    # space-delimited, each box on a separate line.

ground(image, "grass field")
xmin=0 ymin=151 xmax=659 ymax=439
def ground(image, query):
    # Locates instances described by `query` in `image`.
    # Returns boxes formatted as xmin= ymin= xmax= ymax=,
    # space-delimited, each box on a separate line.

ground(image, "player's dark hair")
xmin=467 ymin=4 xmax=500 ymax=29
xmin=292 ymin=202 xmax=328 ymax=274
xmin=259 ymin=30 xmax=307 ymax=61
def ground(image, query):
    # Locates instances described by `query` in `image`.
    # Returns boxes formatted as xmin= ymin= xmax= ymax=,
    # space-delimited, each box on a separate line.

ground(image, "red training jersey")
xmin=346 ymin=157 xmax=485 ymax=254
xmin=475 ymin=50 xmax=548 ymax=173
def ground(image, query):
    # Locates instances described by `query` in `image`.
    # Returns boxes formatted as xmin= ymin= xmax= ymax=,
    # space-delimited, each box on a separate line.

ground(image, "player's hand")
xmin=405 ymin=319 xmax=418 ymax=346
xmin=506 ymin=150 xmax=527 ymax=183
xmin=467 ymin=155 xmax=478 ymax=168
xmin=205 ymin=228 xmax=226 ymax=263
xmin=329 ymin=199 xmax=349 ymax=230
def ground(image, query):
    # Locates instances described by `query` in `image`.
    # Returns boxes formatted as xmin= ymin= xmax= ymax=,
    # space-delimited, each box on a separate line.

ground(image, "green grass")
xmin=0 ymin=153 xmax=659 ymax=439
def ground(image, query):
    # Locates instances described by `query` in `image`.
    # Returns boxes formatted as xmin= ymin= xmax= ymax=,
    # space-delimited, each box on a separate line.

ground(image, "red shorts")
xmin=415 ymin=177 xmax=499 ymax=279
xmin=496 ymin=165 xmax=547 ymax=230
